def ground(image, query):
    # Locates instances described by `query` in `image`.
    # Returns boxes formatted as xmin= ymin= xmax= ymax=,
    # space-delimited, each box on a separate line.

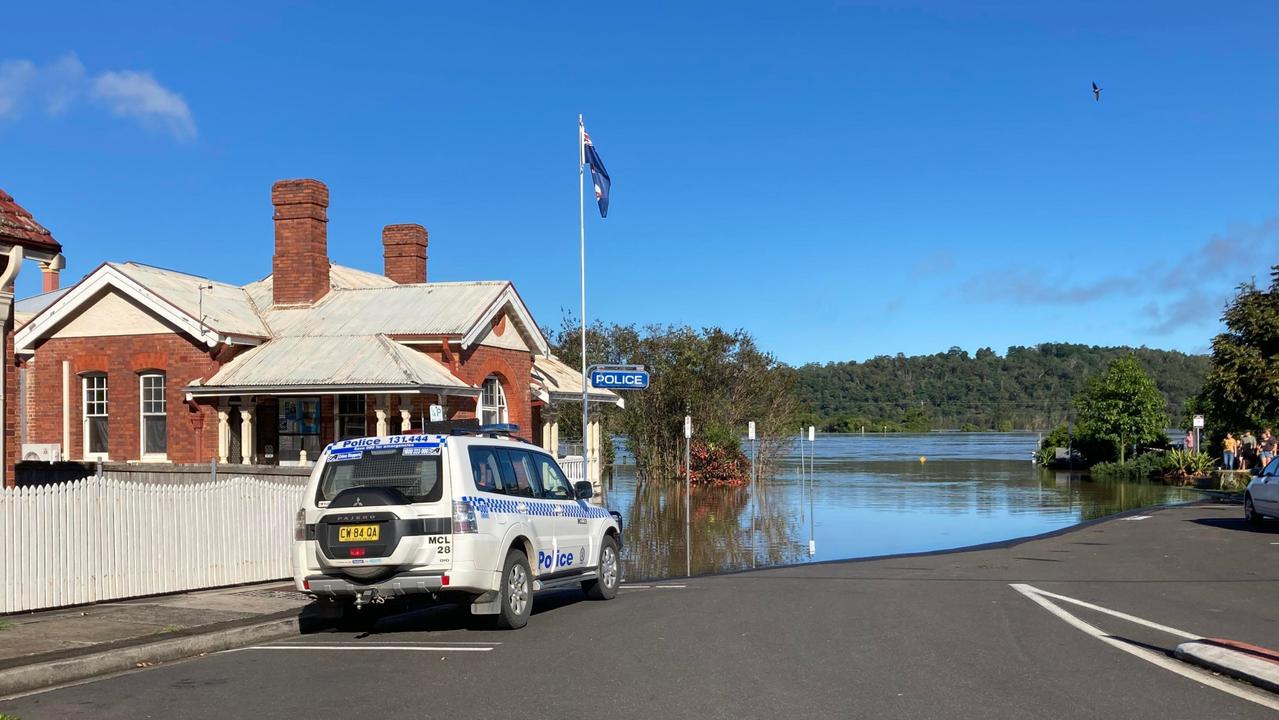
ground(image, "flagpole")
xmin=579 ymin=114 xmax=590 ymax=493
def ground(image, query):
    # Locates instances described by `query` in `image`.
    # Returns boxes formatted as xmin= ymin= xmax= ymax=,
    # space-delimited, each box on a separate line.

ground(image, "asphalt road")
xmin=6 ymin=503 xmax=1279 ymax=719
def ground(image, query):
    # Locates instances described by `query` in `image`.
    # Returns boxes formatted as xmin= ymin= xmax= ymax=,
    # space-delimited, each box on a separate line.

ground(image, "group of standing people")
xmin=1219 ymin=429 xmax=1277 ymax=471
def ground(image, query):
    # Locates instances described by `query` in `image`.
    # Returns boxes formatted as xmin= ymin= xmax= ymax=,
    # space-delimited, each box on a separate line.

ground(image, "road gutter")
xmin=0 ymin=610 xmax=303 ymax=699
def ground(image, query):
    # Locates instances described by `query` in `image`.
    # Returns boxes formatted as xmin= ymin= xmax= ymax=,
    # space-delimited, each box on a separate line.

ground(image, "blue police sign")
xmin=590 ymin=369 xmax=649 ymax=390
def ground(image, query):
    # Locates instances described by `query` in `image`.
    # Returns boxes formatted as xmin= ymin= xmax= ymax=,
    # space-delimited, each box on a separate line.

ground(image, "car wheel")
xmin=495 ymin=549 xmax=532 ymax=629
xmin=583 ymin=535 xmax=620 ymax=600
xmin=1245 ymin=495 xmax=1264 ymax=525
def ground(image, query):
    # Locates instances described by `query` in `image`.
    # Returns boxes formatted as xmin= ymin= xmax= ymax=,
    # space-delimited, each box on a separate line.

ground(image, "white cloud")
xmin=0 ymin=54 xmax=195 ymax=141
xmin=92 ymin=70 xmax=196 ymax=140
xmin=0 ymin=59 xmax=38 ymax=119
xmin=955 ymin=211 xmax=1279 ymax=337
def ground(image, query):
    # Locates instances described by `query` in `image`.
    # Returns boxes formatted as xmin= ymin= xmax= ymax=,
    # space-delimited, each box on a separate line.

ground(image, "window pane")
xmin=89 ymin=416 xmax=108 ymax=453
xmin=317 ymin=448 xmax=443 ymax=503
xmin=468 ymin=446 xmax=504 ymax=494
xmin=498 ymin=450 xmax=536 ymax=497
xmin=338 ymin=415 xmax=366 ymax=440
xmin=536 ymin=455 xmax=572 ymax=499
xmin=144 ymin=416 xmax=166 ymax=455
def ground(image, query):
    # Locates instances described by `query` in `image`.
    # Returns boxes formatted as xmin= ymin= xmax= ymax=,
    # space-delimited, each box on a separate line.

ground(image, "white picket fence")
xmin=1 ymin=475 xmax=305 ymax=614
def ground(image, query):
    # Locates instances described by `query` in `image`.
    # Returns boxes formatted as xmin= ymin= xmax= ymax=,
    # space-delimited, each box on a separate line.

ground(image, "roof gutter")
xmin=183 ymin=383 xmax=482 ymax=398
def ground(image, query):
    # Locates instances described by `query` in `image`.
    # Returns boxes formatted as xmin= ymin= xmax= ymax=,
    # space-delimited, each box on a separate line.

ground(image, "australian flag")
xmin=583 ymin=128 xmax=611 ymax=218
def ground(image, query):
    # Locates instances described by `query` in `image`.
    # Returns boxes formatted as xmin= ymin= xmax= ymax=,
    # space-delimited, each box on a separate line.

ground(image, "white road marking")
xmin=1010 ymin=584 xmax=1279 ymax=711
xmin=1124 ymin=515 xmax=1152 ymax=521
xmin=621 ymin=585 xmax=651 ymax=589
xmin=655 ymin=584 xmax=686 ymax=589
xmin=1019 ymin=586 xmax=1198 ymax=639
xmin=243 ymin=645 xmax=495 ymax=652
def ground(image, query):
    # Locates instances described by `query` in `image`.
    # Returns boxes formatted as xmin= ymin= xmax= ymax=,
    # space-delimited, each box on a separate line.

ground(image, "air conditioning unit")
xmin=22 ymin=443 xmax=62 ymax=462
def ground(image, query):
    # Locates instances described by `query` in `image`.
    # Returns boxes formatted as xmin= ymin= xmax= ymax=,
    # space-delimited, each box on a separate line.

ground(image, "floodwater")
xmin=605 ymin=433 xmax=1198 ymax=581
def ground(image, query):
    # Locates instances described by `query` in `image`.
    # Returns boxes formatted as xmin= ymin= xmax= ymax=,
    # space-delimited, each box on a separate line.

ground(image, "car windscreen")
xmin=316 ymin=447 xmax=444 ymax=504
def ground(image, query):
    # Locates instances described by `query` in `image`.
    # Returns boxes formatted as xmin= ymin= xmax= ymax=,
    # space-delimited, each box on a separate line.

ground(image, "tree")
xmin=1201 ymin=267 xmax=1279 ymax=439
xmin=791 ymin=343 xmax=1206 ymax=432
xmin=1074 ymin=355 xmax=1168 ymax=463
xmin=550 ymin=319 xmax=798 ymax=483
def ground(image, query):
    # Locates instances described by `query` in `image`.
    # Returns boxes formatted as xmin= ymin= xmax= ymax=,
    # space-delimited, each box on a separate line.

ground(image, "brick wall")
xmin=453 ymin=344 xmax=534 ymax=432
xmin=271 ymin=179 xmax=329 ymax=306
xmin=26 ymin=334 xmax=221 ymax=464
xmin=382 ymin=224 xmax=428 ymax=284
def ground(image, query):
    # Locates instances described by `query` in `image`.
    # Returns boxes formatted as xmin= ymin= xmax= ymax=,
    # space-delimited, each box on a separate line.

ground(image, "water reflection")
xmin=617 ymin=469 xmax=805 ymax=580
xmin=607 ymin=434 xmax=1198 ymax=581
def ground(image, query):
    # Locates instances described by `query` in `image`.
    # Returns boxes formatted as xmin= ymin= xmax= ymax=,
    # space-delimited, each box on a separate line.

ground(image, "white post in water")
xmin=797 ymin=428 xmax=805 ymax=524
xmin=748 ymin=420 xmax=757 ymax=568
xmin=685 ymin=414 xmax=693 ymax=577
xmin=808 ymin=425 xmax=816 ymax=557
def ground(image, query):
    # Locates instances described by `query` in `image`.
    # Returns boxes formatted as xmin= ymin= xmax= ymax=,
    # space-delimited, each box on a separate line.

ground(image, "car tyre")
xmin=495 ymin=549 xmax=532 ymax=629
xmin=582 ymin=535 xmax=620 ymax=600
xmin=1245 ymin=494 xmax=1264 ymax=526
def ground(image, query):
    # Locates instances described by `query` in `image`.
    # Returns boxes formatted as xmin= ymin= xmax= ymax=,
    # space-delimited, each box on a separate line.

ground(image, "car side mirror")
xmin=574 ymin=481 xmax=594 ymax=500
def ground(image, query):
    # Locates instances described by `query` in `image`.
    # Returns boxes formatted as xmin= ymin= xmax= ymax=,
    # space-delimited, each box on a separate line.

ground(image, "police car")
xmin=292 ymin=425 xmax=622 ymax=629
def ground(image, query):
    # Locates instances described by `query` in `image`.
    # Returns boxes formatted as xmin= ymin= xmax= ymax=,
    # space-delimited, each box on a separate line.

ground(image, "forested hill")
xmin=793 ymin=344 xmax=1208 ymax=432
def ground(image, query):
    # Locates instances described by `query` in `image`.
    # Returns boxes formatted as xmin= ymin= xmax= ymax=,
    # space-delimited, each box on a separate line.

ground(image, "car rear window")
xmin=316 ymin=447 xmax=443 ymax=504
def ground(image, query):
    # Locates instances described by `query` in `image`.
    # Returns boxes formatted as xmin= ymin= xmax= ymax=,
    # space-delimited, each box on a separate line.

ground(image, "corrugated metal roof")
xmin=111 ymin=262 xmax=270 ymax=338
xmin=243 ymin=263 xmax=395 ymax=309
xmin=195 ymin=334 xmax=476 ymax=392
xmin=532 ymin=355 xmax=620 ymax=403
xmin=262 ymin=282 xmax=510 ymax=338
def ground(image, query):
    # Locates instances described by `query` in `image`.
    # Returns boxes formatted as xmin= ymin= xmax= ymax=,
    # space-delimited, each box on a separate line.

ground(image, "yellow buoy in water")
xmin=919 ymin=456 xmax=926 ymax=463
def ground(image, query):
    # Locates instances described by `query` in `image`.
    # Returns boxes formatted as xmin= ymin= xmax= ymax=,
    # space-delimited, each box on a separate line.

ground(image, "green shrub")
xmin=1092 ymin=452 xmax=1172 ymax=481
xmin=1165 ymin=448 xmax=1214 ymax=476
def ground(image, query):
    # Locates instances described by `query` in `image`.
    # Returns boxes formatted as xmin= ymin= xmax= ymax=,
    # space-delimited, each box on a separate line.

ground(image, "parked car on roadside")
xmin=292 ymin=426 xmax=622 ymax=628
xmin=1244 ymin=457 xmax=1279 ymax=524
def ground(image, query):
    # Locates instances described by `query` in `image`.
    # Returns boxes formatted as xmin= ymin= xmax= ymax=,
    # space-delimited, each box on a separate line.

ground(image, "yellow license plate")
xmin=338 ymin=525 xmax=380 ymax=542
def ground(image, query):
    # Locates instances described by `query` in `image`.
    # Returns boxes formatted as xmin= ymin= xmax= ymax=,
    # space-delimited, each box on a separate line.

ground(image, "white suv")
xmin=292 ymin=428 xmax=622 ymax=629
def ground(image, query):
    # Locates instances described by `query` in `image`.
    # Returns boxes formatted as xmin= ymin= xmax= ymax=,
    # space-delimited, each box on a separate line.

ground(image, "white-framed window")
xmin=479 ymin=375 xmax=508 ymax=426
xmin=337 ymin=395 xmax=366 ymax=440
xmin=83 ymin=374 xmax=108 ymax=459
xmin=140 ymin=373 xmax=167 ymax=460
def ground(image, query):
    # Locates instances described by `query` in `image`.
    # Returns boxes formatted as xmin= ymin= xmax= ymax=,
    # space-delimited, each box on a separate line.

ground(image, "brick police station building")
xmin=9 ymin=179 xmax=616 ymax=483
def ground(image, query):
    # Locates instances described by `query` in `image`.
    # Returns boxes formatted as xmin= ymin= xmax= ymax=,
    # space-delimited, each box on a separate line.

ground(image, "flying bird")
xmin=1092 ymin=82 xmax=1101 ymax=101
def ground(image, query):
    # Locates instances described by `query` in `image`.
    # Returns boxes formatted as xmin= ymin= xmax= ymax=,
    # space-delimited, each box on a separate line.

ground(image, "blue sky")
xmin=2 ymin=1 xmax=1277 ymax=365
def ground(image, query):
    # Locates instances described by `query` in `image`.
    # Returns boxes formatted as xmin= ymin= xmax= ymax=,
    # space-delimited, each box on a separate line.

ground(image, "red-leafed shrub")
xmin=679 ymin=440 xmax=749 ymax=486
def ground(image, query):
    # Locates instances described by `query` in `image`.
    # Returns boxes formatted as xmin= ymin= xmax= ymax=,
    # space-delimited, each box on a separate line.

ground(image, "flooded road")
xmin=607 ymin=432 xmax=1198 ymax=580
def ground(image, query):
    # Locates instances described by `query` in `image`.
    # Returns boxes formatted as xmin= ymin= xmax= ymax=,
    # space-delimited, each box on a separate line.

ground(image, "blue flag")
xmin=583 ymin=128 xmax=610 ymax=218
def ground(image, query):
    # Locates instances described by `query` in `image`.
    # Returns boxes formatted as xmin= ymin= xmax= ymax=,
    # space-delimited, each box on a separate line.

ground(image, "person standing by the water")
xmin=1223 ymin=433 xmax=1238 ymax=471
xmin=1241 ymin=430 xmax=1257 ymax=470
xmin=1184 ymin=430 xmax=1195 ymax=452
xmin=1261 ymin=428 xmax=1276 ymax=468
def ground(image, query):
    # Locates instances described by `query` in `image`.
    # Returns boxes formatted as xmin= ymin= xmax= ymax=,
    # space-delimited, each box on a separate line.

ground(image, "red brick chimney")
xmin=271 ymin=179 xmax=330 ymax=305
xmin=382 ymin=224 xmax=428 ymax=284
xmin=42 ymin=267 xmax=59 ymax=292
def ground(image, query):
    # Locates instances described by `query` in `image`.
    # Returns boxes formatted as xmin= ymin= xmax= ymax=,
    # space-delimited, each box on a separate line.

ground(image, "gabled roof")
xmin=188 ymin=334 xmax=478 ymax=396
xmin=531 ymin=355 xmax=623 ymax=406
xmin=0 ymin=188 xmax=62 ymax=256
xmin=15 ymin=262 xmax=266 ymax=352
xmin=17 ymin=260 xmax=553 ymax=383
xmin=111 ymin=263 xmax=270 ymax=339
xmin=243 ymin=263 xmax=394 ymax=309
xmin=260 ymin=281 xmax=549 ymax=354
